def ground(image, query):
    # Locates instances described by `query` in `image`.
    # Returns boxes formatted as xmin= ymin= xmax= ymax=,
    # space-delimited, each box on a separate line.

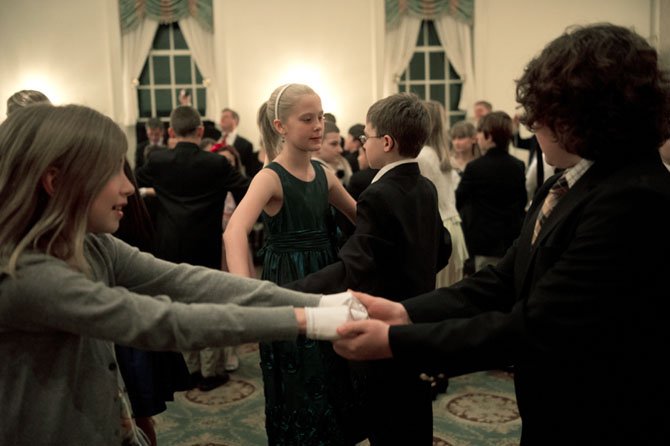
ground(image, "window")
xmin=137 ymin=23 xmax=206 ymax=120
xmin=398 ymin=20 xmax=466 ymax=126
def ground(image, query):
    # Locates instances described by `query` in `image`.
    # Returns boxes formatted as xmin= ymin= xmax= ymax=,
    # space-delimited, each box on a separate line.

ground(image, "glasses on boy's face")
xmin=358 ymin=135 xmax=384 ymax=145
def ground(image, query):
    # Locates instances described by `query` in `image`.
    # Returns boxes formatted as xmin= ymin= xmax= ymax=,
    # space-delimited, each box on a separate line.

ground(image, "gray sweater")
xmin=0 ymin=234 xmax=320 ymax=445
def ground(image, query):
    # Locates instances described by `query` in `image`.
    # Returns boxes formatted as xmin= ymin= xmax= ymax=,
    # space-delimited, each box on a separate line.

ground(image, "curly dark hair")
xmin=516 ymin=23 xmax=670 ymax=162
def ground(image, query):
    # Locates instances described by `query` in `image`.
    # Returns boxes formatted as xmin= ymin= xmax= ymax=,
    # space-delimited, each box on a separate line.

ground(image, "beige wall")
xmin=213 ymin=0 xmax=384 ymax=144
xmin=473 ymin=0 xmax=652 ymax=119
xmin=653 ymin=0 xmax=670 ymax=70
xmin=0 ymin=0 xmax=662 ymax=158
xmin=0 ymin=0 xmax=122 ymax=120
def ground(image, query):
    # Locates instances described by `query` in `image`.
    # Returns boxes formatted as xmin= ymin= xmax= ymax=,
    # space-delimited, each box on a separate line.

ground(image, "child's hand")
xmin=333 ymin=319 xmax=392 ymax=360
xmin=350 ymin=291 xmax=411 ymax=326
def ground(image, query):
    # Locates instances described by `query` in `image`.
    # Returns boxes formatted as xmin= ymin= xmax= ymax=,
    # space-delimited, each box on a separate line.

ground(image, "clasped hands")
xmin=302 ymin=290 xmax=410 ymax=361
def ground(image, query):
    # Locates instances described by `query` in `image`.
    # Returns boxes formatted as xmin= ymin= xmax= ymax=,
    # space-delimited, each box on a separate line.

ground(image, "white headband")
xmin=274 ymin=83 xmax=292 ymax=121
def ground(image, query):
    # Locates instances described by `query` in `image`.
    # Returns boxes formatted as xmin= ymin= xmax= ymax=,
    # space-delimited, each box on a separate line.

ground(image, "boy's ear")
xmin=383 ymin=134 xmax=395 ymax=153
xmin=168 ymin=127 xmax=176 ymax=139
xmin=41 ymin=167 xmax=60 ymax=196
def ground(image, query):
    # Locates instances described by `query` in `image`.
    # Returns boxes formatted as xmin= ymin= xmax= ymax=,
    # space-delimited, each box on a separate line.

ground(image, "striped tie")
xmin=532 ymin=174 xmax=569 ymax=244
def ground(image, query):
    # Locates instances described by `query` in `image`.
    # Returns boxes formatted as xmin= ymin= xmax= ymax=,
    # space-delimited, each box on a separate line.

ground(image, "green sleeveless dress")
xmin=259 ymin=161 xmax=363 ymax=445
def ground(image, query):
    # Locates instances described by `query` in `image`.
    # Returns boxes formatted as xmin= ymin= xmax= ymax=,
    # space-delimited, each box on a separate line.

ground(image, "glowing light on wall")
xmin=275 ymin=63 xmax=339 ymax=116
xmin=15 ymin=73 xmax=63 ymax=105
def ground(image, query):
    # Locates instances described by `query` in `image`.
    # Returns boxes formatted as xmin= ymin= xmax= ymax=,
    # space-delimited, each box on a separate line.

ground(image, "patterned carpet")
xmin=155 ymin=344 xmax=521 ymax=445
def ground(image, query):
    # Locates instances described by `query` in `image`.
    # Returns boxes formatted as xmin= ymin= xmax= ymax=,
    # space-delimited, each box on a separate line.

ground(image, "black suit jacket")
xmin=288 ymin=162 xmax=451 ymax=444
xmin=289 ymin=162 xmax=451 ymax=299
xmin=134 ymin=140 xmax=150 ymax=171
xmin=389 ymin=156 xmax=670 ymax=445
xmin=136 ymin=142 xmax=249 ymax=268
xmin=456 ymin=146 xmax=527 ymax=257
xmin=233 ymin=135 xmax=262 ymax=178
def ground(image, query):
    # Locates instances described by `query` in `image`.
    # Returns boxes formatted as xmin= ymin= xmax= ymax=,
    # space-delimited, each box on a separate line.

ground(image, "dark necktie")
xmin=532 ymin=173 xmax=569 ymax=244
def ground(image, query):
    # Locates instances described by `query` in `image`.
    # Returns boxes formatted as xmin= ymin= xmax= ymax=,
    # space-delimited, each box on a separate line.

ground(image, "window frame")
xmin=137 ymin=23 xmax=206 ymax=121
xmin=397 ymin=20 xmax=466 ymax=126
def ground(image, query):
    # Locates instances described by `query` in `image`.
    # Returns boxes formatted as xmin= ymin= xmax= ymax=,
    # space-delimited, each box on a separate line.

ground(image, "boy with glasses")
xmin=289 ymin=92 xmax=452 ymax=445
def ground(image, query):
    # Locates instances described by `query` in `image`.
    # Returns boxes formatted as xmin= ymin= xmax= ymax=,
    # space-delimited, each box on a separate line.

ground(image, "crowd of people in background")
xmin=2 ymin=22 xmax=670 ymax=446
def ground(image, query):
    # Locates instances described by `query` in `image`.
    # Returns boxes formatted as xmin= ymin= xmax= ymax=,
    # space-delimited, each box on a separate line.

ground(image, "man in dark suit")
xmin=289 ymin=93 xmax=451 ymax=445
xmin=219 ymin=108 xmax=262 ymax=178
xmin=456 ymin=111 xmax=527 ymax=271
xmin=332 ymin=24 xmax=670 ymax=445
xmin=137 ymin=106 xmax=249 ymax=269
xmin=134 ymin=117 xmax=165 ymax=171
xmin=136 ymin=106 xmax=249 ymax=391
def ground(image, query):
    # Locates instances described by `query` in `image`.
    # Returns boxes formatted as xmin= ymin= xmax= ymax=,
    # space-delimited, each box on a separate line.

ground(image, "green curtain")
xmin=119 ymin=0 xmax=213 ymax=34
xmin=386 ymin=0 xmax=474 ymax=30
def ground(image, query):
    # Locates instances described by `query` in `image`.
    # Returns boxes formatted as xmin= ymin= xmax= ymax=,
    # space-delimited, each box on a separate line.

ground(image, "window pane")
xmin=430 ymin=84 xmax=446 ymax=105
xmin=196 ymin=88 xmax=207 ymax=116
xmin=449 ymin=63 xmax=461 ymax=80
xmin=409 ymin=84 xmax=426 ymax=99
xmin=155 ymin=89 xmax=173 ymax=117
xmin=138 ymin=61 xmax=151 ymax=85
xmin=152 ymin=25 xmax=170 ymax=50
xmin=174 ymin=56 xmax=192 ymax=84
xmin=450 ymin=112 xmax=467 ymax=127
xmin=449 ymin=83 xmax=463 ymax=110
xmin=409 ymin=53 xmax=425 ymax=80
xmin=138 ymin=89 xmax=152 ymax=118
xmin=427 ymin=21 xmax=440 ymax=45
xmin=173 ymin=23 xmax=187 ymax=49
xmin=399 ymin=71 xmax=407 ymax=82
xmin=152 ymin=56 xmax=171 ymax=85
xmin=195 ymin=65 xmax=203 ymax=84
xmin=429 ymin=52 xmax=445 ymax=80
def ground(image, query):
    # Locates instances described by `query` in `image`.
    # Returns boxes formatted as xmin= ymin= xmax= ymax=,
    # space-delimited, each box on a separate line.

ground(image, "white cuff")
xmin=305 ymin=301 xmax=369 ymax=340
xmin=319 ymin=291 xmax=355 ymax=307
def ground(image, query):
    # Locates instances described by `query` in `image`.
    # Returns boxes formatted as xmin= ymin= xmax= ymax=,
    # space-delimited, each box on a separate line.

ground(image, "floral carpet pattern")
xmin=155 ymin=344 xmax=521 ymax=445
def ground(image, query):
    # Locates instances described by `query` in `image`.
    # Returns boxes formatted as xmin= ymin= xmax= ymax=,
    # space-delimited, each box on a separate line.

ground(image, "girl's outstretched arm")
xmin=324 ymin=168 xmax=356 ymax=223
xmin=224 ymin=169 xmax=280 ymax=277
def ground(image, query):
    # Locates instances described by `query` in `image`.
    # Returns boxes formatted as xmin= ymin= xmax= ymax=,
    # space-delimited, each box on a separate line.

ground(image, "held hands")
xmin=333 ymin=319 xmax=393 ymax=360
xmin=304 ymin=291 xmax=412 ymax=361
xmin=348 ymin=291 xmax=411 ymax=326
xmin=333 ymin=291 xmax=412 ymax=361
xmin=303 ymin=291 xmax=369 ymax=340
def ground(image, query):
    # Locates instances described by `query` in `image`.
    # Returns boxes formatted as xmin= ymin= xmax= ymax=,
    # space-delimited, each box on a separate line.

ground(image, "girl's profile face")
xmin=282 ymin=94 xmax=324 ymax=153
xmin=320 ymin=132 xmax=342 ymax=162
xmin=452 ymin=136 xmax=476 ymax=153
xmin=87 ymin=162 xmax=135 ymax=234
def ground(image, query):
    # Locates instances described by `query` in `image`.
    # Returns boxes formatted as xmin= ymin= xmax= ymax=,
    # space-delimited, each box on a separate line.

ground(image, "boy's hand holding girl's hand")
xmin=297 ymin=290 xmax=412 ymax=361
xmin=336 ymin=291 xmax=412 ymax=361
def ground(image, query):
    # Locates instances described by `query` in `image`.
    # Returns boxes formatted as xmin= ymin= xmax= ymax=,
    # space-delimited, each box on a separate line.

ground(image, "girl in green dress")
xmin=224 ymin=84 xmax=361 ymax=445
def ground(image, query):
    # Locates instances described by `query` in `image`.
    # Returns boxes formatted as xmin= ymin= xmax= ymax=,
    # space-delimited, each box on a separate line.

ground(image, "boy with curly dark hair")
xmin=333 ymin=23 xmax=670 ymax=445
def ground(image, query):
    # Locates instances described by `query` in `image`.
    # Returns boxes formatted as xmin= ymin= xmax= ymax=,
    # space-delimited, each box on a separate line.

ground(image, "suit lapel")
xmin=532 ymin=166 xmax=599 ymax=248
xmin=515 ymin=166 xmax=601 ymax=291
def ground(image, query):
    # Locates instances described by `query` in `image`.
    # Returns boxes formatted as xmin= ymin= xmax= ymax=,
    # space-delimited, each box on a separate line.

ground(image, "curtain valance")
xmin=119 ymin=0 xmax=213 ymax=34
xmin=386 ymin=0 xmax=474 ymax=30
